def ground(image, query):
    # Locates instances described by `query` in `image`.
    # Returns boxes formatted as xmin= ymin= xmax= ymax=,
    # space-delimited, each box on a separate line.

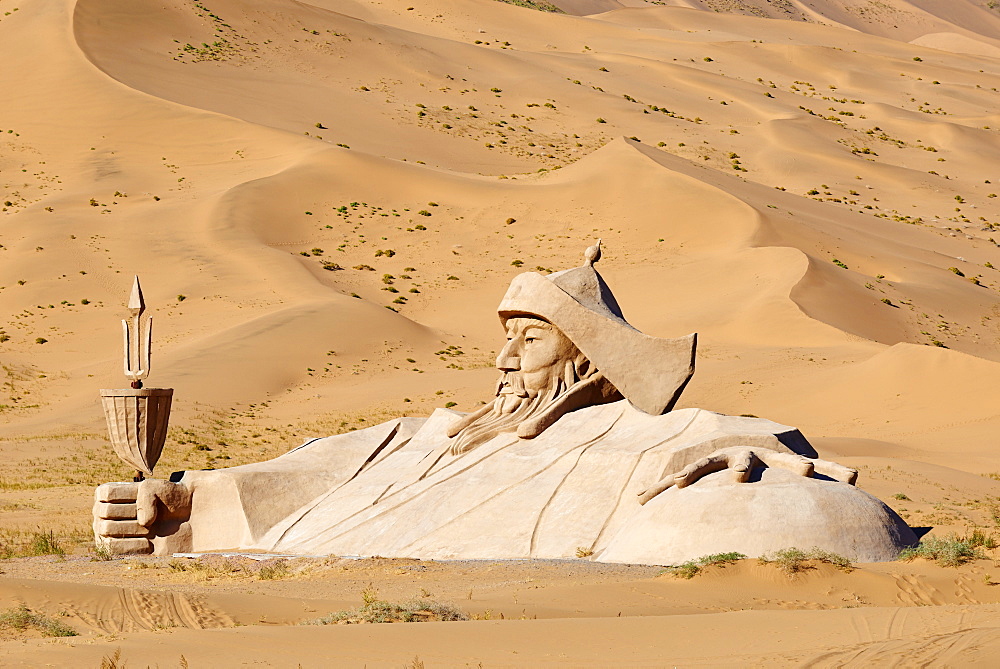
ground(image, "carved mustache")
xmin=496 ymin=372 xmax=528 ymax=398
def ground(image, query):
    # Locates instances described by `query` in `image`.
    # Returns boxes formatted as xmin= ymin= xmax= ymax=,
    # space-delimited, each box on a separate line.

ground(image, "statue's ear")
xmin=516 ymin=373 xmax=621 ymax=439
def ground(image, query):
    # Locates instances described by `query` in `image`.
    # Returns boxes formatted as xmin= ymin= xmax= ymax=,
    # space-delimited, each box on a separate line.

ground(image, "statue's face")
xmin=448 ymin=314 xmax=618 ymax=454
xmin=496 ymin=317 xmax=576 ymax=411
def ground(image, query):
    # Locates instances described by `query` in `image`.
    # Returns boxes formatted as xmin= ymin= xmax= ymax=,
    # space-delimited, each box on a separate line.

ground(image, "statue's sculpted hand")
xmin=636 ymin=447 xmax=858 ymax=505
xmin=94 ymin=480 xmax=192 ymax=550
xmin=135 ymin=479 xmax=192 ymax=527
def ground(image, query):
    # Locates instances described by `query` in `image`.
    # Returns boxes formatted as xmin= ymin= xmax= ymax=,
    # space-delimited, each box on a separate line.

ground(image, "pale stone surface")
xmin=92 ymin=246 xmax=917 ymax=563
xmin=103 ymin=537 xmax=152 ymax=555
xmin=95 ymin=482 xmax=140 ymax=503
xmin=94 ymin=502 xmax=138 ymax=520
xmin=94 ymin=519 xmax=149 ymax=538
xmin=601 ymin=467 xmax=915 ymax=564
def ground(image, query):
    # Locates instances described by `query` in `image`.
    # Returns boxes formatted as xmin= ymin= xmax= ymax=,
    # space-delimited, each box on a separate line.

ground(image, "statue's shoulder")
xmin=550 ymin=401 xmax=816 ymax=459
xmin=266 ymin=415 xmax=428 ymax=465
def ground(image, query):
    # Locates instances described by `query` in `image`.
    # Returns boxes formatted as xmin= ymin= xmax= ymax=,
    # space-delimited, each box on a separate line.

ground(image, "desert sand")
xmin=2 ymin=0 xmax=1000 ymax=665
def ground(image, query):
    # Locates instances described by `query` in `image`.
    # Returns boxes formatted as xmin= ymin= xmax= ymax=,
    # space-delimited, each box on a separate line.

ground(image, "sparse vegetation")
xmin=899 ymin=532 xmax=996 ymax=567
xmin=305 ymin=586 xmax=468 ymax=624
xmin=759 ymin=547 xmax=853 ymax=574
xmin=258 ymin=560 xmax=290 ymax=580
xmin=0 ymin=604 xmax=77 ymax=637
xmin=665 ymin=552 xmax=746 ymax=579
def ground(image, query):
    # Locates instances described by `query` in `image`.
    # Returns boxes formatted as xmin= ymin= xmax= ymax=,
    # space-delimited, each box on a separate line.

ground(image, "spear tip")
xmin=127 ymin=275 xmax=145 ymax=316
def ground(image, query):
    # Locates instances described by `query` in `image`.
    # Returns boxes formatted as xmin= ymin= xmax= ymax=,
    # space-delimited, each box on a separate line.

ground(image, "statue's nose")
xmin=496 ymin=340 xmax=521 ymax=371
xmin=497 ymin=355 xmax=521 ymax=372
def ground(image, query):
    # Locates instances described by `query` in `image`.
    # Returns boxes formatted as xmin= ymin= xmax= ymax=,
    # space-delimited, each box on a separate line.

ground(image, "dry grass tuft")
xmin=899 ymin=531 xmax=996 ymax=567
xmin=0 ymin=604 xmax=77 ymax=637
xmin=758 ymin=547 xmax=854 ymax=574
xmin=0 ymin=529 xmax=72 ymax=559
xmin=664 ymin=551 xmax=746 ymax=579
xmin=305 ymin=585 xmax=468 ymax=625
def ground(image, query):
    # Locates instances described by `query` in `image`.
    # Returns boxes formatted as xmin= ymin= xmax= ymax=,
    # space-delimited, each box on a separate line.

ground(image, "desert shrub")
xmin=665 ymin=551 xmax=746 ymax=579
xmin=257 ymin=560 xmax=289 ymax=580
xmin=0 ymin=530 xmax=64 ymax=559
xmin=29 ymin=531 xmax=63 ymax=556
xmin=0 ymin=604 xmax=77 ymax=637
xmin=966 ymin=529 xmax=998 ymax=549
xmin=900 ymin=532 xmax=996 ymax=567
xmin=100 ymin=648 xmax=125 ymax=669
xmin=306 ymin=587 xmax=468 ymax=625
xmin=759 ymin=547 xmax=853 ymax=573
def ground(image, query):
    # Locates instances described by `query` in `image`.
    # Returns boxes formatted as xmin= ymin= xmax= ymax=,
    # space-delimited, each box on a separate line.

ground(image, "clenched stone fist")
xmin=93 ymin=479 xmax=192 ymax=555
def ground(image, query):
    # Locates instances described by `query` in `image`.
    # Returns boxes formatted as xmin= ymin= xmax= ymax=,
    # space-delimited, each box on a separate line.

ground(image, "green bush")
xmin=665 ymin=552 xmax=746 ymax=579
xmin=305 ymin=587 xmax=468 ymax=625
xmin=0 ymin=604 xmax=77 ymax=637
xmin=759 ymin=547 xmax=853 ymax=573
xmin=0 ymin=530 xmax=65 ymax=559
xmin=899 ymin=532 xmax=996 ymax=567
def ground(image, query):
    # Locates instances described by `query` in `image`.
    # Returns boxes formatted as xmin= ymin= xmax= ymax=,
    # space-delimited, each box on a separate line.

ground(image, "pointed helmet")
xmin=496 ymin=241 xmax=696 ymax=415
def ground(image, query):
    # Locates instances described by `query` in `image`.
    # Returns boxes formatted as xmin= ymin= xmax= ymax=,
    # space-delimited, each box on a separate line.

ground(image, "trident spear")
xmin=122 ymin=276 xmax=152 ymax=389
xmin=100 ymin=277 xmax=173 ymax=482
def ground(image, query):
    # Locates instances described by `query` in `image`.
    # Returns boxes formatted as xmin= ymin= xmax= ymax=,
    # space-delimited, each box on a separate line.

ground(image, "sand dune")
xmin=4 ymin=556 xmax=1000 ymax=666
xmin=2 ymin=0 xmax=1000 ymax=664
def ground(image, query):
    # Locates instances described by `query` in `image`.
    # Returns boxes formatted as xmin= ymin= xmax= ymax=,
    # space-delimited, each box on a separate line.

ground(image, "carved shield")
xmin=100 ymin=388 xmax=173 ymax=476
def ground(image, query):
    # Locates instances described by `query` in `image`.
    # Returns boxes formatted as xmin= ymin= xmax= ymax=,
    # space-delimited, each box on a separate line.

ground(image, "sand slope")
xmin=4 ymin=556 xmax=1000 ymax=666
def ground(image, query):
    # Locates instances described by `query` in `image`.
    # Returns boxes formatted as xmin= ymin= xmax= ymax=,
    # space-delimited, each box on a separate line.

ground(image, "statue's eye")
xmin=525 ymin=337 xmax=536 ymax=343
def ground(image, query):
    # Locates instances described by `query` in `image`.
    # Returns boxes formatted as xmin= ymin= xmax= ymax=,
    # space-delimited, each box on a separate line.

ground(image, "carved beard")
xmin=447 ymin=372 xmax=566 ymax=456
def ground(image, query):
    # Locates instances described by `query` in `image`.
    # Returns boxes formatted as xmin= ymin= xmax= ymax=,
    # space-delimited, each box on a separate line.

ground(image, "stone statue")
xmin=94 ymin=243 xmax=916 ymax=564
